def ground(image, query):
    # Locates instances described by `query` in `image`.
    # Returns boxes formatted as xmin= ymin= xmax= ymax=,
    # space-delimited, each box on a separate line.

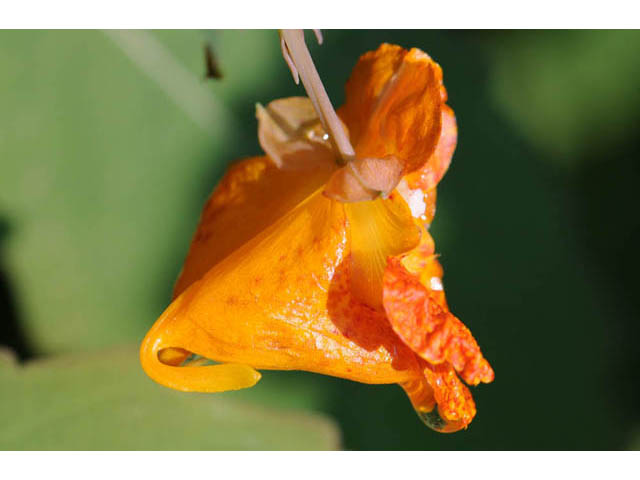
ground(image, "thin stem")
xmin=280 ymin=30 xmax=355 ymax=165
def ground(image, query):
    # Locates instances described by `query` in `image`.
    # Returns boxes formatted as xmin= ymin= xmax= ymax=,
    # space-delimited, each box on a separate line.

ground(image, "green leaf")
xmin=0 ymin=345 xmax=341 ymax=450
xmin=0 ymin=30 xmax=283 ymax=354
xmin=485 ymin=30 xmax=640 ymax=167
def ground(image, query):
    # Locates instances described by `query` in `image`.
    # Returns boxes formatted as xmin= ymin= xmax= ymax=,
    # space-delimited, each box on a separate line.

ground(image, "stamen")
xmin=280 ymin=30 xmax=355 ymax=165
xmin=280 ymin=35 xmax=299 ymax=84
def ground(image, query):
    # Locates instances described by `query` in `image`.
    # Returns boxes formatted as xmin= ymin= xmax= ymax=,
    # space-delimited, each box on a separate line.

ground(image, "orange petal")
xmin=344 ymin=192 xmax=421 ymax=309
xmin=338 ymin=44 xmax=444 ymax=174
xmin=174 ymin=155 xmax=334 ymax=297
xmin=404 ymin=104 xmax=458 ymax=195
xmin=397 ymin=224 xmax=448 ymax=312
xmin=382 ymin=256 xmax=494 ymax=386
xmin=424 ymin=362 xmax=477 ymax=430
xmin=400 ymin=359 xmax=477 ymax=432
xmin=143 ymin=190 xmax=424 ymax=390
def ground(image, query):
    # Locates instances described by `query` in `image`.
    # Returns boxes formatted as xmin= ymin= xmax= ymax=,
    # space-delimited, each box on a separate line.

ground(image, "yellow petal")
xmin=345 ymin=192 xmax=421 ymax=309
xmin=140 ymin=294 xmax=261 ymax=393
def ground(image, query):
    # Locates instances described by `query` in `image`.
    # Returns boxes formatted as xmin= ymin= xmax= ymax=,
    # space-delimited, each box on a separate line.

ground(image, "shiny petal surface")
xmin=174 ymin=155 xmax=335 ymax=296
xmin=143 ymin=190 xmax=424 ymax=391
xmin=424 ymin=362 xmax=477 ymax=429
xmin=383 ymin=257 xmax=494 ymax=386
xmin=339 ymin=44 xmax=444 ymax=174
xmin=400 ymin=359 xmax=477 ymax=432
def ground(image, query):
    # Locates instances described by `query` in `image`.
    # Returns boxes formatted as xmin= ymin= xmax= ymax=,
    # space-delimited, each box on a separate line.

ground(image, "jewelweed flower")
xmin=140 ymin=30 xmax=494 ymax=432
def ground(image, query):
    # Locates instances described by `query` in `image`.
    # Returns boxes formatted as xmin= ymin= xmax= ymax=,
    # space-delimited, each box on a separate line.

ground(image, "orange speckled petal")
xmin=174 ymin=155 xmax=335 ymax=297
xmin=424 ymin=362 xmax=477 ymax=430
xmin=338 ymin=44 xmax=443 ymax=174
xmin=142 ymin=190 xmax=424 ymax=390
xmin=398 ymin=224 xmax=447 ymax=309
xmin=400 ymin=359 xmax=477 ymax=432
xmin=383 ymin=256 xmax=495 ymax=386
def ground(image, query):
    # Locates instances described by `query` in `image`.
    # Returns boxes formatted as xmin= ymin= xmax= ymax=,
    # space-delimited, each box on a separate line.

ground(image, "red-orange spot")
xmin=383 ymin=257 xmax=494 ymax=386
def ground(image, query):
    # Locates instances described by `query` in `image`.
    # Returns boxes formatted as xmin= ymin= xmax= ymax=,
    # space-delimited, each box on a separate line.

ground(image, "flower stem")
xmin=280 ymin=30 xmax=355 ymax=165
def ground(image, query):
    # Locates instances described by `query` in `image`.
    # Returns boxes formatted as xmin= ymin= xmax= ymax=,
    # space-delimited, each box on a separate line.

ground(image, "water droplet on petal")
xmin=416 ymin=407 xmax=448 ymax=432
xmin=400 ymin=377 xmax=467 ymax=433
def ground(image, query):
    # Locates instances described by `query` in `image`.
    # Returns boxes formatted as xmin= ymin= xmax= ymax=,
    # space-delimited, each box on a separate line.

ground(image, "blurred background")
xmin=1 ymin=30 xmax=639 ymax=450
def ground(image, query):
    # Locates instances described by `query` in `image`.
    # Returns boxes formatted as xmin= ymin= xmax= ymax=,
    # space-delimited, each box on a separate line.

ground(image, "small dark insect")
xmin=204 ymin=43 xmax=223 ymax=80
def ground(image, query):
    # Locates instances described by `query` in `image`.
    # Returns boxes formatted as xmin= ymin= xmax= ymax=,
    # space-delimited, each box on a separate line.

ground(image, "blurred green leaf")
xmin=486 ymin=30 xmax=640 ymax=167
xmin=0 ymin=345 xmax=341 ymax=450
xmin=0 ymin=30 xmax=283 ymax=354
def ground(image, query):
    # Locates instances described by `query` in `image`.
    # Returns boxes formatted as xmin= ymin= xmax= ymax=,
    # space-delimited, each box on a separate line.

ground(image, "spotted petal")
xmin=174 ymin=155 xmax=335 ymax=296
xmin=383 ymin=256 xmax=494 ymax=386
xmin=142 ymin=190 xmax=426 ymax=394
xmin=339 ymin=44 xmax=444 ymax=175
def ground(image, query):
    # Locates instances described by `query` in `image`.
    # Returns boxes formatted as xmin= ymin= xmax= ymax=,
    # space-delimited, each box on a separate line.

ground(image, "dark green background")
xmin=1 ymin=30 xmax=639 ymax=450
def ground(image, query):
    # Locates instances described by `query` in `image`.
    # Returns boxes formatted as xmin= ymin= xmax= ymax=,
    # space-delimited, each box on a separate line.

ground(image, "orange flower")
xmin=140 ymin=31 xmax=493 ymax=433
